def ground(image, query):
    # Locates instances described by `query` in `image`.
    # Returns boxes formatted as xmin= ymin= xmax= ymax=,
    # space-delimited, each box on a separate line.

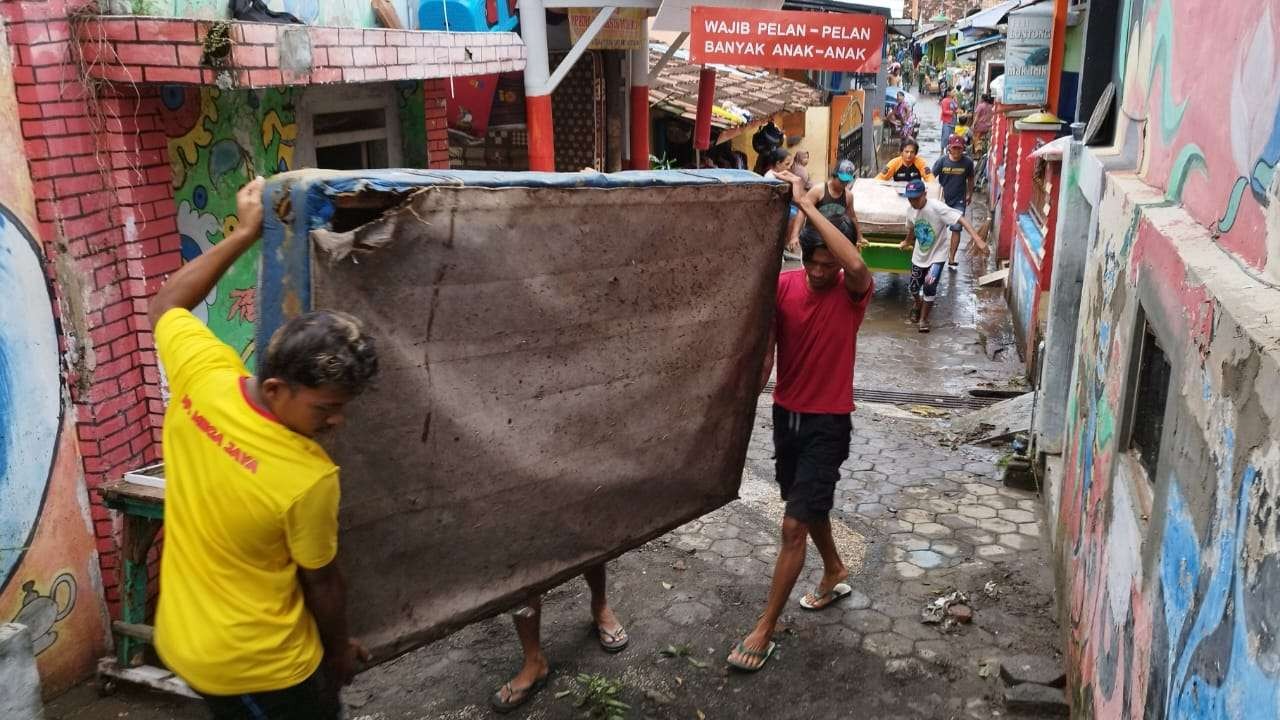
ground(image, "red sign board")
xmin=689 ymin=7 xmax=885 ymax=73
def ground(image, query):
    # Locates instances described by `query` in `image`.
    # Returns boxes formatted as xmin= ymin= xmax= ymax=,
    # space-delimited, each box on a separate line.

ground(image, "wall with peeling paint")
xmin=1050 ymin=0 xmax=1280 ymax=715
xmin=1112 ymin=0 xmax=1280 ymax=279
xmin=0 ymin=23 xmax=109 ymax=696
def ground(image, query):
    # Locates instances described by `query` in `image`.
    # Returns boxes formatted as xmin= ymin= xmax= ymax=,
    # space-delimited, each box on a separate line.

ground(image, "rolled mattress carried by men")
xmin=257 ymin=168 xmax=790 ymax=659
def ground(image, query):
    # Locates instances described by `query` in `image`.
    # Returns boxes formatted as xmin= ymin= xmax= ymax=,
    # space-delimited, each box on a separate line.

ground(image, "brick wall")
xmin=4 ymin=1 xmax=177 ymax=614
xmin=425 ymin=78 xmax=450 ymax=169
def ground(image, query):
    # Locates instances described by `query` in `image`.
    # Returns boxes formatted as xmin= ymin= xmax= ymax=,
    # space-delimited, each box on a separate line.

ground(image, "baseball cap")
xmin=904 ymin=179 xmax=927 ymax=198
xmin=834 ymin=159 xmax=856 ymax=182
xmin=947 ymin=135 xmax=965 ymax=149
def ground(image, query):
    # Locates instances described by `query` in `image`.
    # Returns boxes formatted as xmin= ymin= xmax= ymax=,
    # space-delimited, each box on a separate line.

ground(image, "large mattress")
xmin=257 ymin=169 xmax=789 ymax=658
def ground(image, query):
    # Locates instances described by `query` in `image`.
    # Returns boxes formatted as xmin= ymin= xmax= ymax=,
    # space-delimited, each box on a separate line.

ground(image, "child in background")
xmin=899 ymin=179 xmax=988 ymax=333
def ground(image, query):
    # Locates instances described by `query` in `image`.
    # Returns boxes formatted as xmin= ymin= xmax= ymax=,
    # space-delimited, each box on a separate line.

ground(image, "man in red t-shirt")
xmin=727 ymin=172 xmax=874 ymax=672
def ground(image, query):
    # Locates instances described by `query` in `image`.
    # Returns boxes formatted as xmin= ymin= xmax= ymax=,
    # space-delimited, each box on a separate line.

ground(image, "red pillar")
xmin=629 ymin=83 xmax=649 ymax=170
xmin=694 ymin=66 xmax=716 ymax=151
xmin=527 ymin=94 xmax=555 ymax=171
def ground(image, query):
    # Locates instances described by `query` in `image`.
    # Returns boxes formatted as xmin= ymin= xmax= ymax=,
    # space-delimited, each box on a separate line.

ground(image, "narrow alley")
xmin=46 ymin=97 xmax=1064 ymax=720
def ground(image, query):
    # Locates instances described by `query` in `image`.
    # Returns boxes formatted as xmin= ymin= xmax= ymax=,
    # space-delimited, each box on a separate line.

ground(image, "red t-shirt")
xmin=772 ymin=269 xmax=873 ymax=414
xmin=940 ymin=98 xmax=958 ymax=124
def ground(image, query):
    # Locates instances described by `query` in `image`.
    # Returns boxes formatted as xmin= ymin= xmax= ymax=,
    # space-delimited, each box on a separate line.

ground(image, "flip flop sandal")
xmin=490 ymin=673 xmax=550 ymax=713
xmin=594 ymin=623 xmax=629 ymax=653
xmin=726 ymin=640 xmax=777 ymax=672
xmin=919 ymin=321 xmax=931 ymax=333
xmin=800 ymin=582 xmax=853 ymax=611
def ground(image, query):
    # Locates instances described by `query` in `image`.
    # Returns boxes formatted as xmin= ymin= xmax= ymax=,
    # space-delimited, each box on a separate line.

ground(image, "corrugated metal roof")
xmin=647 ymin=48 xmax=823 ymax=129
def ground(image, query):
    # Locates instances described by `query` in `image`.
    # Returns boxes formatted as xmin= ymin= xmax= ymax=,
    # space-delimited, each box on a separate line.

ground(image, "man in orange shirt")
xmin=150 ymin=177 xmax=379 ymax=719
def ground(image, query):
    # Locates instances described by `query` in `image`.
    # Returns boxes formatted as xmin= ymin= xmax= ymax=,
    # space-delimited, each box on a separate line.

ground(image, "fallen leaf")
xmin=697 ymin=710 xmax=706 ymax=720
xmin=662 ymin=581 xmax=674 ymax=590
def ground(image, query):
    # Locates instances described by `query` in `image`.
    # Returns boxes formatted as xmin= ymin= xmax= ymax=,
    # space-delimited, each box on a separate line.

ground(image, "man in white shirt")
xmin=899 ymin=179 xmax=988 ymax=333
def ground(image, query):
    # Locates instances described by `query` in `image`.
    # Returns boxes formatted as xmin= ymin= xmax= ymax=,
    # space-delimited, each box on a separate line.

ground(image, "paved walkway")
xmin=49 ymin=99 xmax=1059 ymax=720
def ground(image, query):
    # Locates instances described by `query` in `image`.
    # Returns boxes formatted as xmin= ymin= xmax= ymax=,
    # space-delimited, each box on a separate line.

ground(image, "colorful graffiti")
xmin=162 ymin=85 xmax=300 ymax=362
xmin=1114 ymin=0 xmax=1280 ymax=274
xmin=0 ymin=204 xmax=60 ymax=592
xmin=1058 ymin=178 xmax=1280 ymax=716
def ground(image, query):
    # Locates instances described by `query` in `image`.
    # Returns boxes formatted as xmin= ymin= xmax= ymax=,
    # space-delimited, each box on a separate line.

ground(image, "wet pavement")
xmin=48 ymin=99 xmax=1057 ymax=720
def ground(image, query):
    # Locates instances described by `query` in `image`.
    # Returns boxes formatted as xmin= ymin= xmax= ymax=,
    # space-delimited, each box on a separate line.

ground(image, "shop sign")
xmin=689 ymin=7 xmax=884 ymax=73
xmin=568 ymin=8 xmax=648 ymax=50
xmin=1004 ymin=4 xmax=1053 ymax=105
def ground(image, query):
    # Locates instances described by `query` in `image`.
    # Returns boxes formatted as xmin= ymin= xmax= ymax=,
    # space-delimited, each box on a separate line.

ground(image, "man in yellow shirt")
xmin=149 ymin=177 xmax=379 ymax=719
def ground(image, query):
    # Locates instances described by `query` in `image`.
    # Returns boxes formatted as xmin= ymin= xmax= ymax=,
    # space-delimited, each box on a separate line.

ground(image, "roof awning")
xmin=953 ymin=34 xmax=1004 ymax=57
xmin=647 ymin=47 xmax=823 ymax=131
xmin=955 ymin=0 xmax=1034 ymax=30
xmin=914 ymin=26 xmax=949 ymax=44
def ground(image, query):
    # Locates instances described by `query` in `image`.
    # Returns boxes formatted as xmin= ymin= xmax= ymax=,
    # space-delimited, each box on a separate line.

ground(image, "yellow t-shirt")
xmin=153 ymin=309 xmax=340 ymax=696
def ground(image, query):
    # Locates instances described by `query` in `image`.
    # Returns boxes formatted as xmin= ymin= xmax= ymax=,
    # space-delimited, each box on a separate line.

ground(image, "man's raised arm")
xmin=776 ymin=171 xmax=872 ymax=296
xmin=148 ymin=176 xmax=265 ymax=328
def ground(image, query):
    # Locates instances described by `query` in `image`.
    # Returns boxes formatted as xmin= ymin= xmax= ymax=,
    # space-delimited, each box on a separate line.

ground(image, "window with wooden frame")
xmin=297 ymin=85 xmax=403 ymax=171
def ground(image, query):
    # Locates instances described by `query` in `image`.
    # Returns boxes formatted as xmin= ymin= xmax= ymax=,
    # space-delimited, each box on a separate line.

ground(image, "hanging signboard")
xmin=1003 ymin=4 xmax=1053 ymax=105
xmin=689 ymin=7 xmax=885 ymax=73
xmin=568 ymin=8 xmax=648 ymax=49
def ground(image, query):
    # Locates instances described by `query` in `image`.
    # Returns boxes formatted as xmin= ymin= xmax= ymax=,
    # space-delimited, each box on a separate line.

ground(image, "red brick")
xmin=25 ymin=40 xmax=69 ymax=67
xmin=32 ymin=156 xmax=75 ymax=178
xmin=387 ymin=65 xmax=408 ymax=80
xmin=115 ymin=43 xmax=178 ymax=66
xmin=326 ymin=46 xmax=353 ymax=66
xmin=365 ymin=66 xmax=388 ymax=81
xmin=11 ymin=63 xmax=36 ymax=85
xmin=138 ymin=19 xmax=198 ymax=43
xmin=353 ymin=46 xmax=377 ymax=66
xmin=94 ymin=63 xmax=145 ymax=84
xmin=16 ymin=82 xmax=66 ymax=105
xmin=232 ymin=44 xmax=267 ymax=68
xmin=143 ymin=66 xmax=201 ymax=84
xmin=375 ymin=46 xmax=396 ymax=65
xmin=55 ymin=173 xmax=106 ymax=197
xmin=265 ymin=45 xmax=280 ymax=67
xmin=248 ymin=69 xmax=284 ymax=86
xmin=312 ymin=27 xmax=340 ymax=46
xmin=240 ymin=22 xmax=278 ymax=45
xmin=22 ymin=117 xmax=66 ymax=136
xmin=309 ymin=47 xmax=328 ymax=66
xmin=339 ymin=28 xmax=364 ymax=46
xmin=364 ymin=29 xmax=387 ymax=46
xmin=397 ymin=46 xmax=416 ymax=64
xmin=177 ymin=44 xmax=204 ymax=66
xmin=97 ymin=20 xmax=139 ymax=42
xmin=46 ymin=134 xmax=96 ymax=158
xmin=110 ymin=334 xmax=140 ymax=360
xmin=309 ymin=67 xmax=341 ymax=84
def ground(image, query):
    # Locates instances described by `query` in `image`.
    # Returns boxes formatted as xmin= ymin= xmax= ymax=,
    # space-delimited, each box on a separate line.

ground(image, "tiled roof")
xmin=648 ymin=48 xmax=823 ymax=129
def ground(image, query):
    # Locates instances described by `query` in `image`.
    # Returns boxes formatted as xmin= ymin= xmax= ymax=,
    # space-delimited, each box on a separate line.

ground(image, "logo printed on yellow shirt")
xmin=181 ymin=394 xmax=260 ymax=474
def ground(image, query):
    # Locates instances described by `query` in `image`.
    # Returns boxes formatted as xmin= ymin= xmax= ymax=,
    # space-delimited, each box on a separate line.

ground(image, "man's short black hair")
xmin=258 ymin=310 xmax=379 ymax=395
xmin=901 ymin=139 xmax=920 ymax=153
xmin=799 ymin=214 xmax=856 ymax=262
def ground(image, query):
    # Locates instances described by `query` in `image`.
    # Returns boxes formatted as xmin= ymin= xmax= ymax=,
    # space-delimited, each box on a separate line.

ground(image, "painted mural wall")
xmin=1054 ymin=0 xmax=1280 ymax=715
xmin=162 ymin=82 xmax=430 ymax=358
xmin=1113 ymin=0 xmax=1280 ymax=278
xmin=0 ymin=23 xmax=109 ymax=695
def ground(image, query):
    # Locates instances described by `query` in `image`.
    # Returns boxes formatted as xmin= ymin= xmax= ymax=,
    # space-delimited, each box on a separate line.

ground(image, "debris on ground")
xmin=978 ymin=659 xmax=999 ymax=678
xmin=948 ymin=393 xmax=1033 ymax=445
xmin=556 ymin=673 xmax=630 ymax=720
xmin=886 ymin=658 xmax=933 ymax=681
xmin=921 ymin=589 xmax=971 ymax=629
xmin=908 ymin=404 xmax=950 ymax=418
xmin=672 ymin=559 xmax=687 ymax=571
xmin=983 ymin=580 xmax=999 ymax=598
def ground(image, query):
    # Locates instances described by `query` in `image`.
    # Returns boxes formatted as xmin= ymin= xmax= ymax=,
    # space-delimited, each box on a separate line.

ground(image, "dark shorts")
xmin=909 ymin=262 xmax=946 ymax=301
xmin=201 ymin=668 xmax=339 ymax=720
xmin=945 ymin=198 xmax=967 ymax=232
xmin=773 ymin=405 xmax=852 ymax=523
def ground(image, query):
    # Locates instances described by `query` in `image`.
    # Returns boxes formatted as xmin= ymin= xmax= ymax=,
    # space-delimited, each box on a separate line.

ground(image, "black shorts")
xmin=773 ymin=405 xmax=852 ymax=523
xmin=200 ymin=668 xmax=339 ymax=720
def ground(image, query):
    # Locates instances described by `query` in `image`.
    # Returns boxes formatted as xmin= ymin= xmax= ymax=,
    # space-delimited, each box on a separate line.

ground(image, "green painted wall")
xmin=163 ymin=86 xmax=300 ymax=362
xmin=1063 ymin=23 xmax=1084 ymax=72
xmin=162 ymin=83 xmax=430 ymax=360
